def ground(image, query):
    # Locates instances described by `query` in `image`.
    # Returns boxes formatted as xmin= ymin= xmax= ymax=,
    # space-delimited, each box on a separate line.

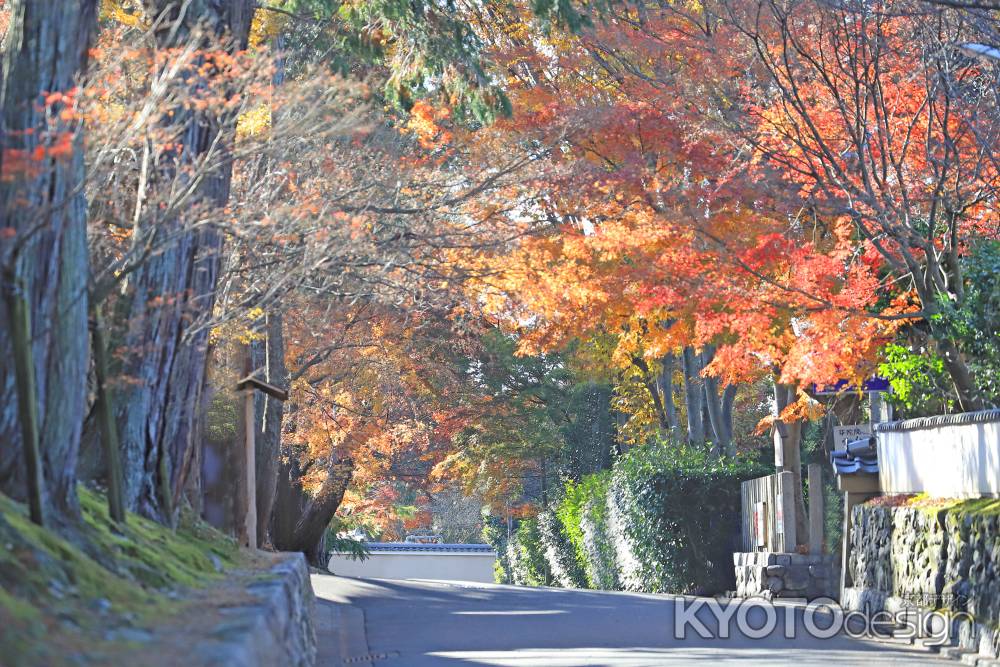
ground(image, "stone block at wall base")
xmin=733 ymin=552 xmax=839 ymax=600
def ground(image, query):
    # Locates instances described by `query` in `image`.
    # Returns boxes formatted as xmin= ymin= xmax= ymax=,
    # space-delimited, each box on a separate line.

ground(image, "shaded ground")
xmin=312 ymin=575 xmax=947 ymax=666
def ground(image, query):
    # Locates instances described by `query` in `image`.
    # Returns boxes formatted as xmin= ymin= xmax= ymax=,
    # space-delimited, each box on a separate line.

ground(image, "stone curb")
xmin=193 ymin=553 xmax=317 ymax=666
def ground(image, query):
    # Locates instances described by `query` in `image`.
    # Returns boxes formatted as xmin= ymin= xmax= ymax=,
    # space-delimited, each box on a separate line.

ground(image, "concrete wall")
xmin=877 ymin=411 xmax=1000 ymax=498
xmin=328 ymin=551 xmax=497 ymax=583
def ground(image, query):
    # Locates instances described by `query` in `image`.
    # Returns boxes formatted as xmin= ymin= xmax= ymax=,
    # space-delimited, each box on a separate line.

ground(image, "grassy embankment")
xmin=0 ymin=486 xmax=256 ymax=665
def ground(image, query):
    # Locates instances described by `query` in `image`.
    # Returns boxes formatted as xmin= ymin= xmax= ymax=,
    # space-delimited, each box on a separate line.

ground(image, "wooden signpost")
xmin=235 ymin=374 xmax=288 ymax=549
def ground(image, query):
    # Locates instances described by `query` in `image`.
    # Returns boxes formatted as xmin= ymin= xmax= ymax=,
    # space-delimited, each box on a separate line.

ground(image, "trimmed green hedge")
xmin=559 ymin=471 xmax=619 ymax=590
xmin=506 ymin=518 xmax=547 ymax=586
xmin=609 ymin=446 xmax=765 ymax=594
xmin=508 ymin=444 xmax=767 ymax=595
xmin=538 ymin=508 xmax=587 ymax=588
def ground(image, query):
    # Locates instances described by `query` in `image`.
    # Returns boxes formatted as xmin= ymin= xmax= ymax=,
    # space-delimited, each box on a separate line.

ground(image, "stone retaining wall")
xmin=847 ymin=498 xmax=1000 ymax=660
xmin=733 ymin=551 xmax=838 ymax=599
xmin=192 ymin=553 xmax=317 ymax=666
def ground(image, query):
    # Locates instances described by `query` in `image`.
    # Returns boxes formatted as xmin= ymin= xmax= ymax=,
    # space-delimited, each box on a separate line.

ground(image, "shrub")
xmin=559 ymin=472 xmax=619 ymax=590
xmin=537 ymin=508 xmax=587 ymax=588
xmin=481 ymin=510 xmax=512 ymax=584
xmin=607 ymin=444 xmax=767 ymax=595
xmin=506 ymin=518 xmax=547 ymax=586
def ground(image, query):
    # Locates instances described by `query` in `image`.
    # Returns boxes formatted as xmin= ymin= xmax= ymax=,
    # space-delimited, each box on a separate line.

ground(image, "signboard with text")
xmin=834 ymin=424 xmax=873 ymax=450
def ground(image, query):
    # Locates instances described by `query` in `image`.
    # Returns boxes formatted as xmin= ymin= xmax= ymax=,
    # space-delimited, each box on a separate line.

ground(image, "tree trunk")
xmin=0 ymin=0 xmax=97 ymax=517
xmin=115 ymin=1 xmax=254 ymax=521
xmin=656 ymin=352 xmax=681 ymax=440
xmin=934 ymin=335 xmax=983 ymax=412
xmin=721 ymin=385 xmax=737 ymax=455
xmin=681 ymin=347 xmax=706 ymax=446
xmin=4 ymin=284 xmax=46 ymax=526
xmin=91 ymin=306 xmax=126 ymax=523
xmin=773 ymin=382 xmax=807 ymax=548
xmin=272 ymin=453 xmax=355 ymax=568
xmin=252 ymin=312 xmax=286 ymax=547
xmin=632 ymin=354 xmax=671 ymax=434
xmin=701 ymin=345 xmax=733 ymax=457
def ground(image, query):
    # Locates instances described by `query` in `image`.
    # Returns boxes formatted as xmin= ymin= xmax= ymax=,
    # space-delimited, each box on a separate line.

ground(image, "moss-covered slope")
xmin=0 ymin=486 xmax=243 ymax=666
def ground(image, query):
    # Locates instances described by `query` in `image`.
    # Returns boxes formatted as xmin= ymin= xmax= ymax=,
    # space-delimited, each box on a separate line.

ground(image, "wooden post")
xmin=234 ymin=373 xmax=287 ymax=549
xmin=808 ymin=464 xmax=823 ymax=555
xmin=244 ymin=388 xmax=257 ymax=549
xmin=5 ymin=280 xmax=46 ymax=526
xmin=91 ymin=307 xmax=126 ymax=523
xmin=241 ymin=388 xmax=257 ymax=549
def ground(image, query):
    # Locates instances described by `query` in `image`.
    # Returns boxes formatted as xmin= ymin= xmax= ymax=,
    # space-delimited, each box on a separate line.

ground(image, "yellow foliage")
xmin=100 ymin=0 xmax=146 ymax=28
xmin=249 ymin=7 xmax=287 ymax=49
xmin=236 ymin=103 xmax=272 ymax=140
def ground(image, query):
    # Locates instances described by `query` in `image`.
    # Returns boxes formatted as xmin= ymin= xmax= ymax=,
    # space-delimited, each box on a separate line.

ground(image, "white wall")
xmin=328 ymin=551 xmax=497 ymax=583
xmin=878 ymin=416 xmax=1000 ymax=498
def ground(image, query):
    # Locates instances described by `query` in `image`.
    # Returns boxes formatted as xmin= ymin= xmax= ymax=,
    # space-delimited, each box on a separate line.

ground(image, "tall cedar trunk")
xmin=117 ymin=1 xmax=254 ymax=520
xmin=252 ymin=313 xmax=286 ymax=547
xmin=773 ymin=382 xmax=808 ymax=547
xmin=272 ymin=453 xmax=355 ymax=568
xmin=0 ymin=0 xmax=97 ymax=516
xmin=681 ymin=347 xmax=706 ymax=446
xmin=721 ymin=385 xmax=737 ymax=453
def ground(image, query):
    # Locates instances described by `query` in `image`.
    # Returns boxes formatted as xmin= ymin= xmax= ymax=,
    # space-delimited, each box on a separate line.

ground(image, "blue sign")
xmin=811 ymin=377 xmax=890 ymax=395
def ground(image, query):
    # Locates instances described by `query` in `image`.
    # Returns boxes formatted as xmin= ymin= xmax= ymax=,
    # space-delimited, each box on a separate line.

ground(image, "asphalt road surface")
xmin=312 ymin=575 xmax=948 ymax=667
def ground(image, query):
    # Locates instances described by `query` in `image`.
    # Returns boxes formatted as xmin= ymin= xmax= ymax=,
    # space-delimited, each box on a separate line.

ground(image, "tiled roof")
xmin=831 ymin=435 xmax=879 ymax=475
xmin=874 ymin=408 xmax=1000 ymax=433
xmin=361 ymin=543 xmax=496 ymax=554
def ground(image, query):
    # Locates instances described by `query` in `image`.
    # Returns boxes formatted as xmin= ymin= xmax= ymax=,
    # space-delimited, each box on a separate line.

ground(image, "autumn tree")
xmin=725 ymin=0 xmax=1000 ymax=410
xmin=0 ymin=0 xmax=98 ymax=521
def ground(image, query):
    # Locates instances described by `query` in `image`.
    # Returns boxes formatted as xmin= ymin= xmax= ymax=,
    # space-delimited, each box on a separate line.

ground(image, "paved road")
xmin=312 ymin=575 xmax=947 ymax=666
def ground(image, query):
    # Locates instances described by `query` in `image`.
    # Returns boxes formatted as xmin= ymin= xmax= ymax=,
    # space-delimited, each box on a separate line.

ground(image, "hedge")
xmin=481 ymin=511 xmax=512 ymax=584
xmin=506 ymin=444 xmax=767 ymax=595
xmin=505 ymin=517 xmax=547 ymax=586
xmin=537 ymin=508 xmax=587 ymax=588
xmin=559 ymin=471 xmax=619 ymax=590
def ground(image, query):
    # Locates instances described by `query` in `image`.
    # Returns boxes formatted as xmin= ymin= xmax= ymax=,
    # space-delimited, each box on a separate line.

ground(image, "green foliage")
xmin=280 ymin=0 xmax=510 ymax=125
xmin=934 ymin=240 xmax=1000 ymax=408
xmin=454 ymin=331 xmax=615 ymax=506
xmin=558 ymin=471 xmax=619 ymax=590
xmin=481 ymin=509 xmax=512 ymax=584
xmin=509 ymin=445 xmax=766 ymax=595
xmin=537 ymin=507 xmax=587 ymax=588
xmin=607 ymin=444 xmax=767 ymax=595
xmin=880 ymin=240 xmax=1000 ymax=415
xmin=505 ymin=517 xmax=547 ymax=586
xmin=879 ymin=343 xmax=953 ymax=415
xmin=325 ymin=519 xmax=370 ymax=562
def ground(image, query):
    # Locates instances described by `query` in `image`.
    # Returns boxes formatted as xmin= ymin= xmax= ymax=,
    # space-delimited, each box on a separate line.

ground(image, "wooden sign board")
xmin=834 ymin=424 xmax=872 ymax=450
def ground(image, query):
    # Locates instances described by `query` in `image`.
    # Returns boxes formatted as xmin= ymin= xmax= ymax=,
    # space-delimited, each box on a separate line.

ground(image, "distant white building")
xmin=328 ymin=543 xmax=497 ymax=583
